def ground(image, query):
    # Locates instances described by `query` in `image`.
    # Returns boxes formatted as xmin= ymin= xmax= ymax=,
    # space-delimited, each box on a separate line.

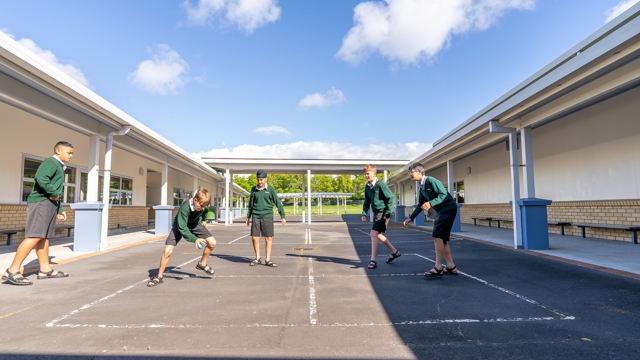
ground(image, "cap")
xmin=256 ymin=169 xmax=268 ymax=179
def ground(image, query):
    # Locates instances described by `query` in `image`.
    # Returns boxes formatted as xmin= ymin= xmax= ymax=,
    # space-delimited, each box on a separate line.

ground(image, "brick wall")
xmin=0 ymin=204 xmax=149 ymax=245
xmin=460 ymin=200 xmax=640 ymax=242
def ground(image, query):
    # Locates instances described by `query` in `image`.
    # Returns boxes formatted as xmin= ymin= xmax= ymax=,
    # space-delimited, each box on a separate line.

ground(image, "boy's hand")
xmin=421 ymin=202 xmax=432 ymax=211
xmin=50 ymin=195 xmax=60 ymax=201
xmin=281 ymin=219 xmax=286 ymax=225
xmin=57 ymin=212 xmax=67 ymax=221
xmin=195 ymin=238 xmax=206 ymax=249
xmin=245 ymin=218 xmax=250 ymax=226
xmin=403 ymin=218 xmax=411 ymax=227
xmin=202 ymin=221 xmax=207 ymax=227
xmin=361 ymin=216 xmax=366 ymax=222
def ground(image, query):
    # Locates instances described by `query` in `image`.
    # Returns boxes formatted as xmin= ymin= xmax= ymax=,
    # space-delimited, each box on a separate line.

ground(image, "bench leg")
xmin=473 ymin=219 xmax=477 ymax=225
xmin=497 ymin=220 xmax=501 ymax=229
xmin=7 ymin=234 xmax=13 ymax=246
xmin=67 ymin=228 xmax=72 ymax=237
xmin=632 ymin=230 xmax=637 ymax=245
xmin=488 ymin=220 xmax=492 ymax=227
xmin=560 ymin=225 xmax=565 ymax=236
xmin=580 ymin=227 xmax=586 ymax=238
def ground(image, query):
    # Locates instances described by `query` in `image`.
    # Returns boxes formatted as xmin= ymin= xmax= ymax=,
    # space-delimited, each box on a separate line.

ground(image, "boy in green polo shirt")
xmin=147 ymin=187 xmax=217 ymax=287
xmin=403 ymin=162 xmax=459 ymax=278
xmin=2 ymin=141 xmax=73 ymax=286
xmin=361 ymin=164 xmax=401 ymax=270
xmin=245 ymin=169 xmax=286 ymax=267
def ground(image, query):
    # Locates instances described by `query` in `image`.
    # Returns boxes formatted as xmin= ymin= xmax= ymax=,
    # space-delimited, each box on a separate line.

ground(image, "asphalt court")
xmin=1 ymin=215 xmax=640 ymax=359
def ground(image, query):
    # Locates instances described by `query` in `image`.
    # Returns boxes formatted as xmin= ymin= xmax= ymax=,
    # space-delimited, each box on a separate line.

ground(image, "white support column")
xmin=100 ymin=126 xmax=130 ymax=250
xmin=301 ymin=174 xmax=306 ymax=223
xmin=225 ymin=169 xmax=230 ymax=226
xmin=229 ymin=171 xmax=235 ymax=224
xmin=344 ymin=196 xmax=347 ymax=213
xmin=161 ymin=164 xmax=169 ymax=206
xmin=383 ymin=170 xmax=388 ymax=183
xmin=521 ymin=126 xmax=535 ymax=199
xmin=87 ymin=134 xmax=100 ymax=202
xmin=447 ymin=160 xmax=454 ymax=198
xmin=307 ymin=170 xmax=312 ymax=224
xmin=490 ymin=120 xmax=522 ymax=249
xmin=193 ymin=176 xmax=198 ymax=194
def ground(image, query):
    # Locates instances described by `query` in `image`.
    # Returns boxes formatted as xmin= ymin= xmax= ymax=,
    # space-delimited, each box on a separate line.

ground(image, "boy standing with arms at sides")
xmin=148 ymin=188 xmax=216 ymax=287
xmin=361 ymin=164 xmax=401 ymax=269
xmin=403 ymin=162 xmax=459 ymax=278
xmin=2 ymin=141 xmax=73 ymax=285
xmin=245 ymin=169 xmax=286 ymax=267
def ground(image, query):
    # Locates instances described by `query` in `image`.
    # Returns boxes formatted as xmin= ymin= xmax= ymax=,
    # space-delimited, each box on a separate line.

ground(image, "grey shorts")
xmin=165 ymin=224 xmax=212 ymax=246
xmin=251 ymin=217 xmax=274 ymax=237
xmin=371 ymin=212 xmax=389 ymax=233
xmin=25 ymin=200 xmax=58 ymax=239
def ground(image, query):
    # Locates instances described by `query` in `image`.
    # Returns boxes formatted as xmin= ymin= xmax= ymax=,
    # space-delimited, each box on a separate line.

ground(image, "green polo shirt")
xmin=247 ymin=184 xmax=286 ymax=219
xmin=173 ymin=199 xmax=207 ymax=243
xmin=361 ymin=180 xmax=395 ymax=218
xmin=26 ymin=157 xmax=65 ymax=214
xmin=409 ymin=176 xmax=457 ymax=221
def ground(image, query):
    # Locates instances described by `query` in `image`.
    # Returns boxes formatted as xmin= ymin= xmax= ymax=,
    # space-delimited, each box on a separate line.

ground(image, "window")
xmin=454 ymin=181 xmax=465 ymax=203
xmin=22 ymin=156 xmax=76 ymax=203
xmin=109 ymin=175 xmax=133 ymax=205
xmin=173 ymin=188 xmax=192 ymax=205
xmin=79 ymin=173 xmax=104 ymax=202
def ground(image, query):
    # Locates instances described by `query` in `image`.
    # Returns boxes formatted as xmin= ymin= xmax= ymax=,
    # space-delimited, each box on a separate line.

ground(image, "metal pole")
xmin=521 ymin=126 xmax=535 ymax=199
xmin=307 ymin=170 xmax=312 ymax=224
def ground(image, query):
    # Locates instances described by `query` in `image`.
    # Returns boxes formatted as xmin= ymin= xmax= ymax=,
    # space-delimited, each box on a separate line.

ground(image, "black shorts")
xmin=251 ymin=217 xmax=274 ymax=237
xmin=165 ymin=224 xmax=212 ymax=246
xmin=371 ymin=212 xmax=389 ymax=233
xmin=432 ymin=208 xmax=457 ymax=243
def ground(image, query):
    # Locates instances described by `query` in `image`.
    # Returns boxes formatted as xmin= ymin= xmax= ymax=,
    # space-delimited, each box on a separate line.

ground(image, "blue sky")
xmin=1 ymin=0 xmax=637 ymax=159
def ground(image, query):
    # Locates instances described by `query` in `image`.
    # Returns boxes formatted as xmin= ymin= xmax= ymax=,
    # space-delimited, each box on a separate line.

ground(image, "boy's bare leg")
xmin=199 ymin=237 xmax=217 ymax=266
xmin=35 ymin=238 xmax=57 ymax=274
xmin=376 ymin=233 xmax=397 ymax=254
xmin=370 ymin=230 xmax=380 ymax=261
xmin=265 ymin=236 xmax=273 ymax=262
xmin=156 ymin=245 xmax=175 ymax=278
xmin=252 ymin=236 xmax=261 ymax=259
xmin=433 ymin=238 xmax=445 ymax=270
xmin=6 ymin=237 xmax=42 ymax=274
xmin=442 ymin=242 xmax=455 ymax=268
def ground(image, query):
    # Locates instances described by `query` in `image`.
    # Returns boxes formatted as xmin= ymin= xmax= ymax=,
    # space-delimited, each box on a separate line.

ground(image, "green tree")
xmin=311 ymin=175 xmax=335 ymax=192
xmin=351 ymin=175 xmax=367 ymax=200
xmin=334 ymin=174 xmax=352 ymax=193
xmin=233 ymin=175 xmax=253 ymax=193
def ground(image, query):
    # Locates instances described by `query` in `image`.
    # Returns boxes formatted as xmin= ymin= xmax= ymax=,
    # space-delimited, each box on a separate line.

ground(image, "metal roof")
xmin=202 ymin=158 xmax=408 ymax=175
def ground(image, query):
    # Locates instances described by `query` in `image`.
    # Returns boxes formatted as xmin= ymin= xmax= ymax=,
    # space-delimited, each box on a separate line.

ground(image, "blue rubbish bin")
xmin=413 ymin=205 xmax=424 ymax=226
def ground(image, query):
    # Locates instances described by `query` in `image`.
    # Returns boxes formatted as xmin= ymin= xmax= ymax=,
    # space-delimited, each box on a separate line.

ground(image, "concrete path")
xmin=0 ymin=215 xmax=639 ymax=359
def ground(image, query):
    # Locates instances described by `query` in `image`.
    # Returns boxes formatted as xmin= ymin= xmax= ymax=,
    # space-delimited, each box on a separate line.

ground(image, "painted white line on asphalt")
xmin=413 ymin=253 xmax=575 ymax=320
xmin=228 ymin=234 xmax=249 ymax=244
xmin=56 ymin=315 xmax=573 ymax=329
xmin=355 ymin=228 xmax=370 ymax=236
xmin=308 ymin=228 xmax=312 ymax=244
xmin=309 ymin=257 xmax=318 ymax=325
xmin=46 ymin=256 xmax=202 ymax=328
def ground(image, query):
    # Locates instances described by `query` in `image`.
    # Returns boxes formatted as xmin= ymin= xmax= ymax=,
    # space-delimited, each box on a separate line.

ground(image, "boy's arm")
xmin=361 ymin=187 xmax=371 ymax=216
xmin=427 ymin=177 xmax=450 ymax=208
xmin=176 ymin=204 xmax=198 ymax=242
xmin=246 ymin=191 xmax=254 ymax=219
xmin=380 ymin=183 xmax=395 ymax=218
xmin=35 ymin=159 xmax=60 ymax=198
xmin=271 ymin=188 xmax=286 ymax=219
xmin=408 ymin=192 xmax=426 ymax=221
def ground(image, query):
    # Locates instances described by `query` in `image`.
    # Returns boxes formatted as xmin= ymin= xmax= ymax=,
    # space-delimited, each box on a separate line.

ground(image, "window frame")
xmin=21 ymin=154 xmax=78 ymax=205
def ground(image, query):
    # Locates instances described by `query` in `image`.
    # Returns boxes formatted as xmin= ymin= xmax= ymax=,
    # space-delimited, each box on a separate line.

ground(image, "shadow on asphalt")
xmin=285 ymin=253 xmax=364 ymax=269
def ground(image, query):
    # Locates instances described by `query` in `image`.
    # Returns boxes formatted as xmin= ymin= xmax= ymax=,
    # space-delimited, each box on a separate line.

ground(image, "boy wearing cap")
xmin=245 ymin=169 xmax=286 ymax=267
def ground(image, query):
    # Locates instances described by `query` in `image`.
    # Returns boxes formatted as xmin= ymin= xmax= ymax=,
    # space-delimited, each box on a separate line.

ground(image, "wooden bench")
xmin=55 ymin=224 xmax=74 ymax=237
xmin=0 ymin=229 xmax=23 ymax=245
xmin=470 ymin=216 xmax=513 ymax=228
xmin=573 ymin=223 xmax=640 ymax=244
xmin=548 ymin=221 xmax=572 ymax=236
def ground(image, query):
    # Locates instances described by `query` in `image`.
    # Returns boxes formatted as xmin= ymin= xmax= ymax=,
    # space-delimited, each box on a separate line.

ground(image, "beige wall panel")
xmin=169 ymin=168 xmax=195 ymax=197
xmin=110 ymin=147 xmax=162 ymax=206
xmin=532 ymin=87 xmax=640 ymax=201
xmin=455 ymin=143 xmax=513 ymax=204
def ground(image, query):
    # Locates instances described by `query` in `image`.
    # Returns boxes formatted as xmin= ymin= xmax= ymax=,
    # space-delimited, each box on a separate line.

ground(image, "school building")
xmin=0 ymin=31 xmax=248 ymax=248
xmin=388 ymin=4 xmax=640 ymax=248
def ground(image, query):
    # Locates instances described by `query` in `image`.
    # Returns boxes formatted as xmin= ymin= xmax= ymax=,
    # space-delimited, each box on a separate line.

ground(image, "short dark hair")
xmin=54 ymin=141 xmax=73 ymax=152
xmin=408 ymin=162 xmax=424 ymax=173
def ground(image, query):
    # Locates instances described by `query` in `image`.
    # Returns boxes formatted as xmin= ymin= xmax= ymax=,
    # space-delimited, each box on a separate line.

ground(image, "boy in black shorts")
xmin=361 ymin=164 xmax=400 ymax=269
xmin=245 ymin=169 xmax=286 ymax=267
xmin=404 ymin=162 xmax=459 ymax=278
xmin=2 ymin=141 xmax=73 ymax=285
xmin=148 ymin=187 xmax=216 ymax=287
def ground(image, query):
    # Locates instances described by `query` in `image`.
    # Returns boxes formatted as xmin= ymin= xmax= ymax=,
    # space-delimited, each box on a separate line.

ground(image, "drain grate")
xmin=293 ymin=247 xmax=316 ymax=251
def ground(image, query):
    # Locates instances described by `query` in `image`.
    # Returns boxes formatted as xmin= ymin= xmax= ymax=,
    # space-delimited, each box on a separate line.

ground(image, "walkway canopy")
xmin=200 ymin=158 xmax=409 ymax=225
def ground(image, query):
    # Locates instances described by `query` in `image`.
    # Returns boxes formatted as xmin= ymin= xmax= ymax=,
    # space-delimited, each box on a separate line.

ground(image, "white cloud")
xmin=183 ymin=0 xmax=281 ymax=34
xmin=194 ymin=141 xmax=431 ymax=160
xmin=298 ymin=87 xmax=346 ymax=110
xmin=605 ymin=0 xmax=639 ymax=23
xmin=336 ymin=0 xmax=535 ymax=66
xmin=1 ymin=30 xmax=91 ymax=87
xmin=130 ymin=44 xmax=190 ymax=95
xmin=253 ymin=125 xmax=292 ymax=136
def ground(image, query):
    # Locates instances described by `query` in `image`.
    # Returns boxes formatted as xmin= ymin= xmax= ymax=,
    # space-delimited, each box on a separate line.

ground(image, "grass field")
xmin=280 ymin=204 xmax=364 ymax=216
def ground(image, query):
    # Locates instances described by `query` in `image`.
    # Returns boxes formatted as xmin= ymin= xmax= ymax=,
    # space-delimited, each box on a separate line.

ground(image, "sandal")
xmin=37 ymin=269 xmax=69 ymax=280
xmin=250 ymin=258 xmax=261 ymax=266
xmin=367 ymin=260 xmax=377 ymax=269
xmin=443 ymin=265 xmax=459 ymax=275
xmin=2 ymin=269 xmax=32 ymax=286
xmin=424 ymin=266 xmax=443 ymax=278
xmin=147 ymin=276 xmax=163 ymax=287
xmin=196 ymin=263 xmax=215 ymax=275
xmin=265 ymin=260 xmax=277 ymax=267
xmin=386 ymin=250 xmax=401 ymax=263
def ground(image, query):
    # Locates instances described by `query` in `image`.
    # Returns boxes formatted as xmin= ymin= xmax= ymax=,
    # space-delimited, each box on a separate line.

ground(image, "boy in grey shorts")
xmin=2 ymin=141 xmax=73 ymax=285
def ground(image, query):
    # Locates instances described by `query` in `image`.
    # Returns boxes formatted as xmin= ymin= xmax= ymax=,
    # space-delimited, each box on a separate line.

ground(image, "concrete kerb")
xmin=403 ymin=222 xmax=640 ymax=281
